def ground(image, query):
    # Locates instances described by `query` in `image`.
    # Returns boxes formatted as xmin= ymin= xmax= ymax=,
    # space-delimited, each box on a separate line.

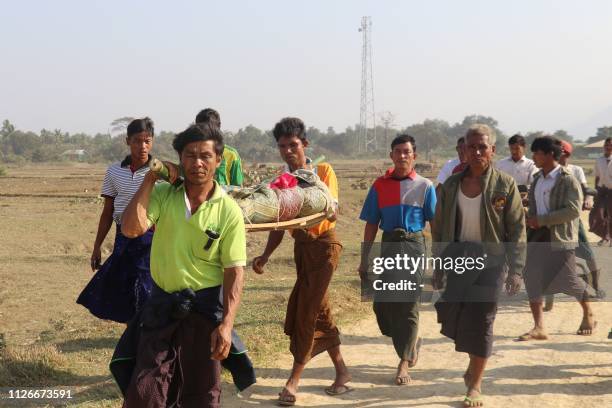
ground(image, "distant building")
xmin=582 ymin=140 xmax=604 ymax=158
xmin=584 ymin=140 xmax=605 ymax=149
xmin=61 ymin=149 xmax=88 ymax=161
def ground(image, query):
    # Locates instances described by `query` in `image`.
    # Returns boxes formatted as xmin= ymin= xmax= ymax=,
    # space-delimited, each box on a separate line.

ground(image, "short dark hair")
xmin=172 ymin=123 xmax=224 ymax=156
xmin=272 ymin=117 xmax=306 ymax=142
xmin=127 ymin=117 xmax=154 ymax=138
xmin=531 ymin=136 xmax=562 ymax=161
xmin=508 ymin=134 xmax=526 ymax=146
xmin=391 ymin=134 xmax=416 ymax=151
xmin=195 ymin=108 xmax=221 ymax=128
xmin=605 ymin=137 xmax=612 ymax=144
xmin=457 ymin=137 xmax=465 ymax=146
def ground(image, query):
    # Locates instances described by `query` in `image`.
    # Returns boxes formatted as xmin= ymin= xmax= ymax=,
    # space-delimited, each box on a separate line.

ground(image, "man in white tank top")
xmin=433 ymin=124 xmax=526 ymax=408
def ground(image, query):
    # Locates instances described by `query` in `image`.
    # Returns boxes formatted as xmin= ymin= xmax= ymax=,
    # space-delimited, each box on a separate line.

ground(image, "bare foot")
xmin=395 ymin=359 xmax=411 ymax=385
xmin=517 ymin=327 xmax=548 ymax=341
xmin=464 ymin=388 xmax=484 ymax=407
xmin=577 ymin=314 xmax=597 ymax=335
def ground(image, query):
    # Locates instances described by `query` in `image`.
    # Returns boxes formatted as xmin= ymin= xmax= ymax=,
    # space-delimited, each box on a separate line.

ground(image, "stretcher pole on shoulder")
xmin=149 ymin=158 xmax=184 ymax=187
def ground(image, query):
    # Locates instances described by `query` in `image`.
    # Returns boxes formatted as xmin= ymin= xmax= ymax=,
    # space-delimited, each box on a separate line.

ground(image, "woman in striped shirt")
xmin=77 ymin=118 xmax=155 ymax=323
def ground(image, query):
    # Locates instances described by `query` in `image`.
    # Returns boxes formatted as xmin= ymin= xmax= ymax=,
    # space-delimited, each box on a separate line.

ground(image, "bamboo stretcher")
xmin=244 ymin=211 xmax=328 ymax=232
xmin=150 ymin=158 xmax=330 ymax=232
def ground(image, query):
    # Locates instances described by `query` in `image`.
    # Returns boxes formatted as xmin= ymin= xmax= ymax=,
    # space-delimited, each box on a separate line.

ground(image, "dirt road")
xmin=224 ymin=300 xmax=611 ymax=407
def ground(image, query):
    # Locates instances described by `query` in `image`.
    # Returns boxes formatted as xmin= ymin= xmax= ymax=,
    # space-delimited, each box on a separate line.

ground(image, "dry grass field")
xmin=0 ymin=159 xmax=610 ymax=408
xmin=0 ymin=160 xmax=384 ymax=407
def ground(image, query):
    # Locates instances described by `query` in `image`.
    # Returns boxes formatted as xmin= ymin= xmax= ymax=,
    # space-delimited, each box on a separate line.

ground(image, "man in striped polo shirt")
xmin=78 ymin=118 xmax=155 ymax=323
xmin=101 ymin=152 xmax=152 ymax=225
xmin=359 ymin=134 xmax=437 ymax=386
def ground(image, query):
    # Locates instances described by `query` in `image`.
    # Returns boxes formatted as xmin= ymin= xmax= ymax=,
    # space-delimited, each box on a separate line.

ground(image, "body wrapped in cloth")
xmin=228 ymin=169 xmax=335 ymax=226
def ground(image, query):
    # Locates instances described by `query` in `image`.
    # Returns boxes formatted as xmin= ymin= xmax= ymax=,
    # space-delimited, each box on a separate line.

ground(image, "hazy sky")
xmin=2 ymin=0 xmax=612 ymax=139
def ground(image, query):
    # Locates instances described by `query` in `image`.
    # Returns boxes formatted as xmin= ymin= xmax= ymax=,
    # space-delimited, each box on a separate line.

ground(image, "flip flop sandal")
xmin=324 ymin=385 xmax=354 ymax=396
xmin=395 ymin=375 xmax=411 ymax=385
xmin=577 ymin=320 xmax=598 ymax=335
xmin=517 ymin=332 xmax=548 ymax=341
xmin=463 ymin=395 xmax=484 ymax=407
xmin=278 ymin=388 xmax=296 ymax=406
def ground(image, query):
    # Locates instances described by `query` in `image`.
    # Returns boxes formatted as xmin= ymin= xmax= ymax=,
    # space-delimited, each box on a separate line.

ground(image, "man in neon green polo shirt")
xmin=196 ymin=108 xmax=244 ymax=186
xmin=120 ymin=123 xmax=246 ymax=407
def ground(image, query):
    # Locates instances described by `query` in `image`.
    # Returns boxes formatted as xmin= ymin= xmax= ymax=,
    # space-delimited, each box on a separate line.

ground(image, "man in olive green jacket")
xmin=433 ymin=162 xmax=527 ymax=276
xmin=433 ymin=124 xmax=526 ymax=408
xmin=519 ymin=136 xmax=595 ymax=341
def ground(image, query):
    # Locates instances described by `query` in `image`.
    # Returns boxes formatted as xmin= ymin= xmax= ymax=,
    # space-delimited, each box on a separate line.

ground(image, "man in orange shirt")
xmin=252 ymin=117 xmax=351 ymax=406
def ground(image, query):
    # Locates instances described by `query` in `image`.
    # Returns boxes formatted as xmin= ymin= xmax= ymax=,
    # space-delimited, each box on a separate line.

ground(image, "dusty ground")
xmin=224 ymin=301 xmax=611 ymax=407
xmin=0 ymin=161 xmax=610 ymax=408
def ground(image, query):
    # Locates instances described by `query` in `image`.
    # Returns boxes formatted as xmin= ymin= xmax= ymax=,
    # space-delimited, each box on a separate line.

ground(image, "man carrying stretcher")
xmin=252 ymin=117 xmax=352 ymax=406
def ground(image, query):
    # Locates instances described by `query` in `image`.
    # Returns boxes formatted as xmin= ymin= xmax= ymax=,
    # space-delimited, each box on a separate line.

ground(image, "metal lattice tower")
xmin=359 ymin=16 xmax=376 ymax=152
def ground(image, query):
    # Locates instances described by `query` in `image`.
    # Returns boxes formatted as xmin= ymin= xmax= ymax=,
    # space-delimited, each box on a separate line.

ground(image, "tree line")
xmin=1 ymin=116 xmax=610 ymax=165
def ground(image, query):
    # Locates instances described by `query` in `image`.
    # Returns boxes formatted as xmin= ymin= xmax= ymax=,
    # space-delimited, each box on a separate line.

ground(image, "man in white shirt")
xmin=545 ymin=141 xmax=603 ymax=311
xmin=589 ymin=137 xmax=612 ymax=245
xmin=436 ymin=137 xmax=465 ymax=186
xmin=495 ymin=134 xmax=539 ymax=188
xmin=519 ymin=136 xmax=594 ymax=341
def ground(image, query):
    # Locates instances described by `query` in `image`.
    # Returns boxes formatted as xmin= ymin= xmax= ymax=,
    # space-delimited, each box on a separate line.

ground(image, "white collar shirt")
xmin=495 ymin=156 xmax=538 ymax=186
xmin=534 ymin=165 xmax=561 ymax=216
xmin=594 ymin=156 xmax=612 ymax=188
